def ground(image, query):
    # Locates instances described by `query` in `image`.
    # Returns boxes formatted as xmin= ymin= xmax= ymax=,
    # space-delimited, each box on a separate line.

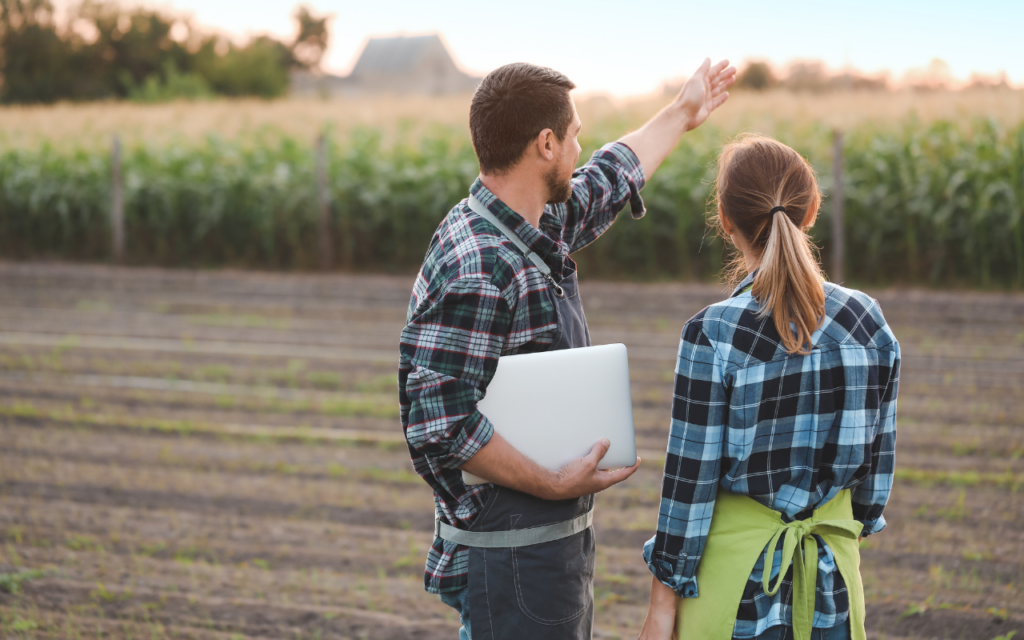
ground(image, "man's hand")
xmin=460 ymin=432 xmax=640 ymax=500
xmin=676 ymin=58 xmax=735 ymax=132
xmin=619 ymin=57 xmax=736 ymax=178
xmin=546 ymin=438 xmax=641 ymax=500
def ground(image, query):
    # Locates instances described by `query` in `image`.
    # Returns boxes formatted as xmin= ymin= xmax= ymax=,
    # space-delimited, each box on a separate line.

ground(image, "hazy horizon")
xmin=98 ymin=0 xmax=1020 ymax=97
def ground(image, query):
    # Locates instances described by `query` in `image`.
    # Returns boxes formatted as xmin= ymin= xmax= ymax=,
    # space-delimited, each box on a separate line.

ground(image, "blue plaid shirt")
xmin=399 ymin=142 xmax=646 ymax=594
xmin=644 ymin=271 xmax=900 ymax=637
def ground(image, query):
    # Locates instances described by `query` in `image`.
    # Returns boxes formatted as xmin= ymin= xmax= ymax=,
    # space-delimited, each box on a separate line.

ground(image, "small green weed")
xmin=174 ymin=545 xmax=200 ymax=565
xmin=306 ymin=371 xmax=342 ymax=390
xmin=75 ymin=299 xmax=112 ymax=312
xmin=355 ymin=374 xmax=398 ymax=393
xmin=90 ymin=581 xmax=132 ymax=602
xmin=138 ymin=542 xmax=168 ymax=557
xmin=66 ymin=533 xmax=104 ymax=552
xmin=987 ymin=607 xmax=1009 ymax=622
xmin=0 ymin=568 xmax=48 ymax=594
xmin=897 ymin=595 xmax=934 ymax=622
xmin=196 ymin=364 xmax=233 ymax=383
xmin=10 ymin=618 xmax=38 ymax=631
xmin=937 ymin=491 xmax=970 ymax=521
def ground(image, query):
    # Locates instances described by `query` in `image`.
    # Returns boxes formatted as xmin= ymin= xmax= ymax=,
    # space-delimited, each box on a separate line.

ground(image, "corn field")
xmin=1 ymin=116 xmax=1022 ymax=287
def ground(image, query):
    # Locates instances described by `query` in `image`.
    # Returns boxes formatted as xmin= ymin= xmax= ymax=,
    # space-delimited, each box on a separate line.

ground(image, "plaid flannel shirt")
xmin=399 ymin=142 xmax=646 ymax=594
xmin=644 ymin=271 xmax=900 ymax=638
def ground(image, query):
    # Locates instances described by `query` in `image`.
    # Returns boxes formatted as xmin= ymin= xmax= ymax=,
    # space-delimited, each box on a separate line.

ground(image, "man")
xmin=399 ymin=58 xmax=736 ymax=639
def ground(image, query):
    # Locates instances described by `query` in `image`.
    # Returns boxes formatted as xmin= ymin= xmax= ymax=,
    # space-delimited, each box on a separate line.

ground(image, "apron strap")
xmin=435 ymin=507 xmax=593 ymax=549
xmin=467 ymin=195 xmax=564 ymax=298
xmin=761 ymin=517 xmax=863 ymax=640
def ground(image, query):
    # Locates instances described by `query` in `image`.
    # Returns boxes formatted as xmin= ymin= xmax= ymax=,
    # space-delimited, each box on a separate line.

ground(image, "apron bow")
xmin=762 ymin=516 xmax=862 ymax=640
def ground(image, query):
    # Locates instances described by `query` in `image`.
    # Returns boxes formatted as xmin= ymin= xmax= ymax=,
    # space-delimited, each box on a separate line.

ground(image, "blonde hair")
xmin=713 ymin=135 xmax=825 ymax=355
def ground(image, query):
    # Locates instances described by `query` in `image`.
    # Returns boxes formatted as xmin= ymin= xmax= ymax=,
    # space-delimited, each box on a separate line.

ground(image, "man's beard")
xmin=544 ymin=165 xmax=573 ymax=204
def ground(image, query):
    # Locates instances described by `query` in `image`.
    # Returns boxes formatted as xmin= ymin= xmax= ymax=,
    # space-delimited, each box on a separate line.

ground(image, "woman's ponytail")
xmin=753 ymin=209 xmax=825 ymax=355
xmin=714 ymin=135 xmax=826 ymax=355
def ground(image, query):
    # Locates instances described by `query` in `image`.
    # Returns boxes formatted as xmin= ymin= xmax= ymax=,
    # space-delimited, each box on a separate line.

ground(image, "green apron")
xmin=676 ymin=489 xmax=866 ymax=640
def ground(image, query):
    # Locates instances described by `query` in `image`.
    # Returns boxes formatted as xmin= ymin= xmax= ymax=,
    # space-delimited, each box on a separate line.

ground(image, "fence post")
xmin=111 ymin=135 xmax=124 ymax=262
xmin=316 ymin=133 xmax=333 ymax=271
xmin=831 ymin=129 xmax=845 ymax=284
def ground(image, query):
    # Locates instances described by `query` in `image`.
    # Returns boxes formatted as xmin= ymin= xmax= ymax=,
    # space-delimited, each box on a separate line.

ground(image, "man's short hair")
xmin=469 ymin=63 xmax=577 ymax=175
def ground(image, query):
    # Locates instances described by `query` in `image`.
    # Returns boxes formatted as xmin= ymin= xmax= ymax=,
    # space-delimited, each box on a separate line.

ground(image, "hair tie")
xmin=770 ymin=206 xmax=787 ymax=216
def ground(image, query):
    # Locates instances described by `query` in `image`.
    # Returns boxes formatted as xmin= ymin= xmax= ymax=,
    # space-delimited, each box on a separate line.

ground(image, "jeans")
xmin=443 ymin=587 xmax=847 ymax=640
xmin=738 ymin=620 xmax=850 ymax=640
xmin=439 ymin=587 xmax=471 ymax=640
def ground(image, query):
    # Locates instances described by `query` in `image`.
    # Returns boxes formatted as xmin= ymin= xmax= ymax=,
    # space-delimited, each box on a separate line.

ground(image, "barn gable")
xmin=292 ymin=34 xmax=480 ymax=97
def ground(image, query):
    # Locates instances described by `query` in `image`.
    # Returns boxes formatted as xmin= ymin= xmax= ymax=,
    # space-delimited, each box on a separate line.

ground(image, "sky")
xmin=155 ymin=0 xmax=1023 ymax=96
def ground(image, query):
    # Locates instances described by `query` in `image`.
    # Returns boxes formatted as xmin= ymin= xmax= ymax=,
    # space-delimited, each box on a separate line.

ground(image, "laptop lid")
xmin=462 ymin=343 xmax=637 ymax=485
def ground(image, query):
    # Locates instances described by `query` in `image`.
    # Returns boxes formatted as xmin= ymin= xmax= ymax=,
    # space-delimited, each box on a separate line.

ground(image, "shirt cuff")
xmin=442 ymin=410 xmax=495 ymax=470
xmin=859 ymin=514 xmax=887 ymax=537
xmin=597 ymin=142 xmax=647 ymax=219
xmin=643 ymin=535 xmax=699 ymax=598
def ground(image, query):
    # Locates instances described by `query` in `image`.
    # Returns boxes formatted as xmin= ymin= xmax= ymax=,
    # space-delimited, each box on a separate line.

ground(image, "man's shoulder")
xmin=427 ymin=200 xmax=532 ymax=293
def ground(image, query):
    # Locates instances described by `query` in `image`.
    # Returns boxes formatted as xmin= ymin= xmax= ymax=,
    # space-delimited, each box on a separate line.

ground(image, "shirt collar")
xmin=469 ymin=179 xmax=562 ymax=264
xmin=731 ymin=269 xmax=758 ymax=297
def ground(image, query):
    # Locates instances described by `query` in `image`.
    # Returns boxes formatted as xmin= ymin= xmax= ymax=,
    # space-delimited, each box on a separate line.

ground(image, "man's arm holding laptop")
xmin=462 ymin=432 xmax=640 ymax=500
xmin=400 ymin=275 xmax=638 ymax=501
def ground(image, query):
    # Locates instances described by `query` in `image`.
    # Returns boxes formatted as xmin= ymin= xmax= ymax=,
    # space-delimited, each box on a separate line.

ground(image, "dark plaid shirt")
xmin=644 ymin=271 xmax=900 ymax=637
xmin=399 ymin=143 xmax=646 ymax=594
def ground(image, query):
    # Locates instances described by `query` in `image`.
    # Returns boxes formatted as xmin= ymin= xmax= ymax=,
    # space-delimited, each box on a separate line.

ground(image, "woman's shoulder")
xmin=678 ymin=283 xmax=898 ymax=362
xmin=676 ymin=294 xmax=764 ymax=352
xmin=820 ymin=283 xmax=899 ymax=351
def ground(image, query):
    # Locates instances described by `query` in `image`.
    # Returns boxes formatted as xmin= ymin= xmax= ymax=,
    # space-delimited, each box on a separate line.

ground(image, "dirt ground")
xmin=0 ymin=262 xmax=1021 ymax=640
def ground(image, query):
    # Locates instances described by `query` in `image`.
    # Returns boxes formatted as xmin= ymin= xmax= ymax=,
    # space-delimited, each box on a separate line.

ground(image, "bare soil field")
xmin=0 ymin=262 xmax=1021 ymax=640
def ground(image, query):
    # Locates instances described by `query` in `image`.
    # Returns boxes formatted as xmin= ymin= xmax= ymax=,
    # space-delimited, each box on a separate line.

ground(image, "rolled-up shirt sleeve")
xmin=644 ymin=315 xmax=729 ymax=598
xmin=560 ymin=141 xmax=647 ymax=254
xmin=399 ymin=276 xmax=510 ymax=471
xmin=852 ymin=340 xmax=900 ymax=537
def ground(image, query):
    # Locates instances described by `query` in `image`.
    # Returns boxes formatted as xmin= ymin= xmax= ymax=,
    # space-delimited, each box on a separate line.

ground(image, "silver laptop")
xmin=463 ymin=343 xmax=637 ymax=485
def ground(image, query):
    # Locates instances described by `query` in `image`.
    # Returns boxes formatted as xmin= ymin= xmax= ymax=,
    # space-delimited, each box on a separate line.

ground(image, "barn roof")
xmin=350 ymin=34 xmax=451 ymax=77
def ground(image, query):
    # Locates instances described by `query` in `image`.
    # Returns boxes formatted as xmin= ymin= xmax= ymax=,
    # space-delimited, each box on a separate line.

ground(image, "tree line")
xmin=0 ymin=0 xmax=329 ymax=103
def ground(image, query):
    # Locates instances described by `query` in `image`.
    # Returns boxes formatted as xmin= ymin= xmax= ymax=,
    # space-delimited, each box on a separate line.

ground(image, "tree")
xmin=0 ymin=0 xmax=73 ymax=103
xmin=291 ymin=5 xmax=329 ymax=70
xmin=0 ymin=1 xmax=331 ymax=103
xmin=735 ymin=61 xmax=776 ymax=91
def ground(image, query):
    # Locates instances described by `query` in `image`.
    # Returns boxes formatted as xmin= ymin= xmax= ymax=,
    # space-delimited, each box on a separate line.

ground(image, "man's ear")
xmin=536 ymin=128 xmax=556 ymax=161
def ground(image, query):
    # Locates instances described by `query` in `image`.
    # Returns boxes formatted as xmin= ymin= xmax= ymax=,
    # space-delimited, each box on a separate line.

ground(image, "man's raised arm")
xmin=561 ymin=58 xmax=735 ymax=255
xmin=620 ymin=58 xmax=736 ymax=178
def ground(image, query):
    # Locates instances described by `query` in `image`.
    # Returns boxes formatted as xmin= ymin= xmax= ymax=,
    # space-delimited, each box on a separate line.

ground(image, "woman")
xmin=638 ymin=135 xmax=900 ymax=640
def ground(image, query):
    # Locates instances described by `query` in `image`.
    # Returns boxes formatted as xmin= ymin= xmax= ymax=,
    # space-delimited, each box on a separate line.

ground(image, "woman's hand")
xmin=638 ymin=576 xmax=680 ymax=640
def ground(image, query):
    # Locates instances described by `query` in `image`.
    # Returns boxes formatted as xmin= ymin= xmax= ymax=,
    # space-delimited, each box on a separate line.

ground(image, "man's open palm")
xmin=678 ymin=58 xmax=736 ymax=131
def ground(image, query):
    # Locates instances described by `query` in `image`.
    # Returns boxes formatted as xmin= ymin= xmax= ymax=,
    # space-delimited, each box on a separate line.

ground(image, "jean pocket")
xmin=511 ymin=528 xmax=594 ymax=625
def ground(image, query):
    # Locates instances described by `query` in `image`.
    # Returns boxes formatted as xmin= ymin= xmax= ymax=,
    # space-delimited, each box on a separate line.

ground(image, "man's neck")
xmin=479 ymin=172 xmax=547 ymax=230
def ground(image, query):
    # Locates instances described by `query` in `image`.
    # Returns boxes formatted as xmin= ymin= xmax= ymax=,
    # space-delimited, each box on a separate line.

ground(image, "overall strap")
xmin=467 ymin=195 xmax=564 ymax=298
